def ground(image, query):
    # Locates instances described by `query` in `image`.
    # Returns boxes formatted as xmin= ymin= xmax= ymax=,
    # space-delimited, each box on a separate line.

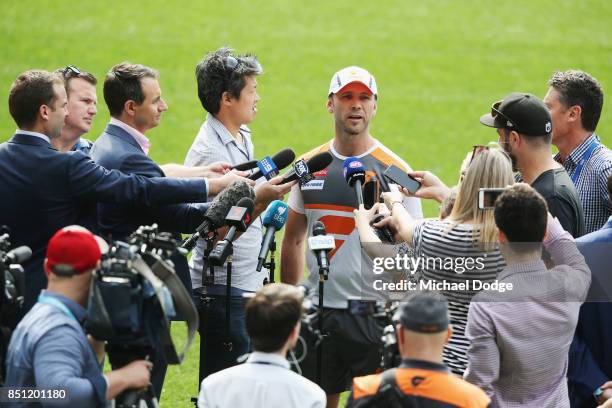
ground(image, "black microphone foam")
xmin=281 ymin=152 xmax=333 ymax=184
xmin=271 ymin=148 xmax=296 ymax=171
xmin=313 ymin=221 xmax=326 ymax=236
xmin=249 ymin=148 xmax=296 ymax=180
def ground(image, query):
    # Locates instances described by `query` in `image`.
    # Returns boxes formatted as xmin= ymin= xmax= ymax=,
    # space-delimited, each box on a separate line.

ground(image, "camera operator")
xmin=4 ymin=226 xmax=151 ymax=407
xmin=348 ymin=291 xmax=490 ymax=407
xmin=464 ymin=184 xmax=591 ymax=407
xmin=197 ymin=283 xmax=325 ymax=408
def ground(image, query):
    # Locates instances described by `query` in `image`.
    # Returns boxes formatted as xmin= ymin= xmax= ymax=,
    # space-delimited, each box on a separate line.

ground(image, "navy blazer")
xmin=90 ymin=124 xmax=210 ymax=293
xmin=569 ymin=219 xmax=612 ymax=408
xmin=0 ymin=133 xmax=208 ymax=315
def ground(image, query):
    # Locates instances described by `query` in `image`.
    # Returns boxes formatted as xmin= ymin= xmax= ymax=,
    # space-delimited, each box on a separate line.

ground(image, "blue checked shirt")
xmin=555 ymin=134 xmax=612 ymax=234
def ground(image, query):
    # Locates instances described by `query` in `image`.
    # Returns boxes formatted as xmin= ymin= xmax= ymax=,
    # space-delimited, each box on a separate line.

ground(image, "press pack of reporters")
xmin=1 ymin=47 xmax=611 ymax=407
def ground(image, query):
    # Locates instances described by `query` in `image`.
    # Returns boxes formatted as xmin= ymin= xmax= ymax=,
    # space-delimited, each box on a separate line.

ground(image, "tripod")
xmin=316 ymin=263 xmax=329 ymax=386
xmin=262 ymin=236 xmax=276 ymax=284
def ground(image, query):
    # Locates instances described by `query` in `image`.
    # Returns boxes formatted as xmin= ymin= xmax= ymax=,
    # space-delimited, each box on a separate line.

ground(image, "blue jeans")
xmin=193 ymin=286 xmax=251 ymax=378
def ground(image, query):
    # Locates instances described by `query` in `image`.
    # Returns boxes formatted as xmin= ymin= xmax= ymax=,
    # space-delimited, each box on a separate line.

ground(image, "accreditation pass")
xmin=0 ymin=387 xmax=69 ymax=403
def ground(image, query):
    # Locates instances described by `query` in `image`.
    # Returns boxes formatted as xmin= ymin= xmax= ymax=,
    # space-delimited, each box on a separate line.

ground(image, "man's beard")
xmin=502 ymin=143 xmax=518 ymax=172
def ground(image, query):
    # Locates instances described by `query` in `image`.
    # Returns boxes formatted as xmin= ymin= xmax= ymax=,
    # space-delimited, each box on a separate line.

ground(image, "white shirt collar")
xmin=329 ymin=138 xmax=379 ymax=160
xmin=109 ymin=118 xmax=151 ymax=155
xmin=246 ymin=351 xmax=290 ymax=369
xmin=16 ymin=129 xmax=50 ymax=144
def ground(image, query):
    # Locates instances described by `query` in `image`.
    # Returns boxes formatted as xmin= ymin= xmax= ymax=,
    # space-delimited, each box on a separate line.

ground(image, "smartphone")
xmin=478 ymin=188 xmax=506 ymax=209
xmin=383 ymin=165 xmax=421 ymax=194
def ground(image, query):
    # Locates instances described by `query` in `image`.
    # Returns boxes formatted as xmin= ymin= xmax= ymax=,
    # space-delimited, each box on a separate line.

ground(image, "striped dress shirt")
xmin=464 ymin=218 xmax=591 ymax=407
xmin=554 ymin=134 xmax=612 ymax=234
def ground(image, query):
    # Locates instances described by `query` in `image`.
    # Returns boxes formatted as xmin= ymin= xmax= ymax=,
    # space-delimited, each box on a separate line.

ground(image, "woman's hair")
xmin=449 ymin=147 xmax=513 ymax=243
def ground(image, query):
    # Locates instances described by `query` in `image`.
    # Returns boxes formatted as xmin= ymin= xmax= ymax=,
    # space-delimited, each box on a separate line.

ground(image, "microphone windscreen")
xmin=313 ymin=220 xmax=326 ymax=236
xmin=7 ymin=246 xmax=32 ymax=263
xmin=206 ymin=181 xmax=255 ymax=227
xmin=306 ymin=152 xmax=333 ymax=174
xmin=262 ymin=200 xmax=289 ymax=229
xmin=271 ymin=148 xmax=296 ymax=171
xmin=343 ymin=157 xmax=366 ymax=185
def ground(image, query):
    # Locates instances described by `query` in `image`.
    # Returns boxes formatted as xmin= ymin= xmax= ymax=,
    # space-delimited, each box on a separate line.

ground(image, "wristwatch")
xmin=594 ymin=387 xmax=604 ymax=401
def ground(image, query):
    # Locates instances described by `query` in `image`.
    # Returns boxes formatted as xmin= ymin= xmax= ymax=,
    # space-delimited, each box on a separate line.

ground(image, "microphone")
xmin=231 ymin=160 xmax=258 ymax=171
xmin=256 ymin=200 xmax=289 ymax=272
xmin=280 ymin=151 xmax=333 ymax=185
xmin=308 ymin=221 xmax=335 ymax=276
xmin=248 ymin=148 xmax=296 ymax=181
xmin=208 ymin=197 xmax=255 ymax=266
xmin=181 ymin=181 xmax=255 ymax=250
xmin=343 ymin=157 xmax=366 ymax=206
xmin=5 ymin=246 xmax=32 ymax=264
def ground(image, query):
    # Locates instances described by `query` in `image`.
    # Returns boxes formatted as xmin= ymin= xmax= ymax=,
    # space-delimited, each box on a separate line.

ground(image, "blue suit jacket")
xmin=0 ymin=133 xmax=208 ymax=315
xmin=90 ymin=124 xmax=210 ymax=293
xmin=569 ymin=219 xmax=612 ymax=407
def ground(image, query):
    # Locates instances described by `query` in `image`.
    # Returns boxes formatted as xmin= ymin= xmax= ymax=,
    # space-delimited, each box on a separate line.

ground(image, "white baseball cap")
xmin=328 ymin=66 xmax=378 ymax=96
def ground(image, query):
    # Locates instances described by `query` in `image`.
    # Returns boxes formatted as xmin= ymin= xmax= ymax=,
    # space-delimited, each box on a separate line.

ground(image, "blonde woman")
xmin=355 ymin=148 xmax=514 ymax=375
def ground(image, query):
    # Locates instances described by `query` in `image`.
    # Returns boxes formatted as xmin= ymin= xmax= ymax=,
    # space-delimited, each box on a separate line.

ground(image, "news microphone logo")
xmin=256 ymin=156 xmax=279 ymax=179
xmin=293 ymin=159 xmax=315 ymax=186
xmin=308 ymin=234 xmax=335 ymax=251
xmin=273 ymin=205 xmax=287 ymax=223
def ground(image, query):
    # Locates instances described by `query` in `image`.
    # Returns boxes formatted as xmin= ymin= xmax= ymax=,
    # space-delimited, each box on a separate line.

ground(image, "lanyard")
xmin=571 ymin=138 xmax=599 ymax=184
xmin=38 ymin=294 xmax=77 ymax=322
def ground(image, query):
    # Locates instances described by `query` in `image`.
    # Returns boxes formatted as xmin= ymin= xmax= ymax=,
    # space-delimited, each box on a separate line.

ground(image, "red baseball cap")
xmin=45 ymin=226 xmax=108 ymax=276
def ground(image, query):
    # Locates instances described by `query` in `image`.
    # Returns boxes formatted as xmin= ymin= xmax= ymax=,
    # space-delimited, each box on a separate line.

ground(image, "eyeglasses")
xmin=61 ymin=65 xmax=81 ymax=79
xmin=225 ymin=56 xmax=241 ymax=71
xmin=491 ymin=100 xmax=516 ymax=130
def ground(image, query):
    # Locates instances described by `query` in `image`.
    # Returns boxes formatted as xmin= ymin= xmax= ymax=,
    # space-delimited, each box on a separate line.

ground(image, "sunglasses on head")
xmin=225 ymin=56 xmax=241 ymax=71
xmin=469 ymin=145 xmax=490 ymax=165
xmin=491 ymin=100 xmax=517 ymax=130
xmin=62 ymin=65 xmax=81 ymax=79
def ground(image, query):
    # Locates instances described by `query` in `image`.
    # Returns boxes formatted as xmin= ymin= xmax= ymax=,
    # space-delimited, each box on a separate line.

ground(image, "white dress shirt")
xmin=198 ymin=351 xmax=326 ymax=408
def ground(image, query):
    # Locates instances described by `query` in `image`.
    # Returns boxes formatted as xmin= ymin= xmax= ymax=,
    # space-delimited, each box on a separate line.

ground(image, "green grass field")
xmin=2 ymin=0 xmax=612 ymax=406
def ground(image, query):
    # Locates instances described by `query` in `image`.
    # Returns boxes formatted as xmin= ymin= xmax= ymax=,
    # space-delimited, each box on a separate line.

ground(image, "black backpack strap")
xmin=377 ymin=368 xmax=405 ymax=408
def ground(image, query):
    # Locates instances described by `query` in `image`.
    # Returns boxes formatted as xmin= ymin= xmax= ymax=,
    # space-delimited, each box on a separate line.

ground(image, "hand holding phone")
xmin=383 ymin=165 xmax=421 ymax=194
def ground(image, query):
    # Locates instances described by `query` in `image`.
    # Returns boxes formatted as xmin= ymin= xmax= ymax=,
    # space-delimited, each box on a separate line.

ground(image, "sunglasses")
xmin=469 ymin=145 xmax=490 ymax=165
xmin=61 ymin=65 xmax=81 ymax=79
xmin=225 ymin=56 xmax=241 ymax=71
xmin=491 ymin=100 xmax=516 ymax=130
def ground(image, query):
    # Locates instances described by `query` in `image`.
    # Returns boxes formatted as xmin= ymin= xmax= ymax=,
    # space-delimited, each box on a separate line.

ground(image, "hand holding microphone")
xmin=181 ymin=181 xmax=255 ymax=250
xmin=256 ymin=200 xmax=289 ymax=272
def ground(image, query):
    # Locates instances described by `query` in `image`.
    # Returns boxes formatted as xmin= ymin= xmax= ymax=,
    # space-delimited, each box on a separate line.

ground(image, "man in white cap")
xmin=281 ymin=66 xmax=422 ymax=407
xmin=4 ymin=226 xmax=152 ymax=407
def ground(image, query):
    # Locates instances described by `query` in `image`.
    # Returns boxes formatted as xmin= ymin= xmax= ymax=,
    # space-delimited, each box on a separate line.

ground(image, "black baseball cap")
xmin=394 ymin=292 xmax=449 ymax=333
xmin=480 ymin=92 xmax=552 ymax=136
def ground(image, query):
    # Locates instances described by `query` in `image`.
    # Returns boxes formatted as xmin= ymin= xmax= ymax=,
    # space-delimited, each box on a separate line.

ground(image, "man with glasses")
xmin=184 ymin=48 xmax=294 ymax=378
xmin=480 ymin=92 xmax=585 ymax=237
xmin=544 ymin=70 xmax=612 ymax=234
xmin=53 ymin=65 xmax=97 ymax=154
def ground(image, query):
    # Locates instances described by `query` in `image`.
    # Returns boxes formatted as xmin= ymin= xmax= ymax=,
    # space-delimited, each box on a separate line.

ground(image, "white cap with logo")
xmin=328 ymin=66 xmax=377 ymax=96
